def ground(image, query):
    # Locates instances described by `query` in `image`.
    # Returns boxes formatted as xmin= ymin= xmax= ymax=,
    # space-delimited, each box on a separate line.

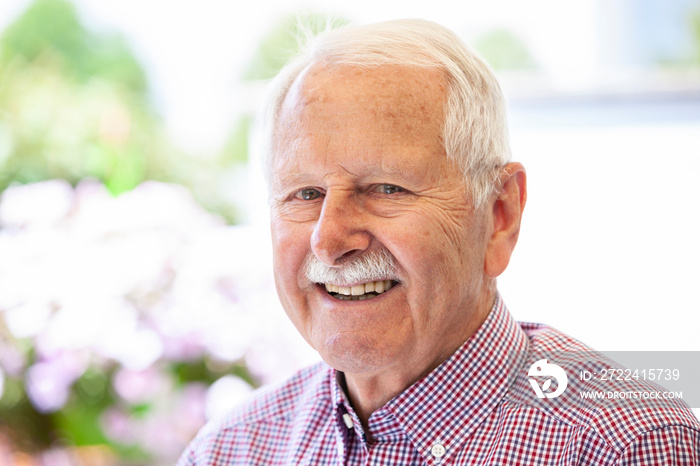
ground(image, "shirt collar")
xmin=330 ymin=295 xmax=531 ymax=465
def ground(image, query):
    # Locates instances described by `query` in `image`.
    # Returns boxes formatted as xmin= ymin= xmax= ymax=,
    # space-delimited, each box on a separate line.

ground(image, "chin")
xmin=319 ymin=332 xmax=403 ymax=375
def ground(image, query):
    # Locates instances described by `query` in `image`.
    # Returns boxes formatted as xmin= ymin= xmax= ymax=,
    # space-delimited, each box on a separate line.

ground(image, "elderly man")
xmin=180 ymin=19 xmax=699 ymax=465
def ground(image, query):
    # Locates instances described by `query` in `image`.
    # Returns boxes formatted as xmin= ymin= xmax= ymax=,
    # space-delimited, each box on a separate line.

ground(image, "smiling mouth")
xmin=323 ymin=280 xmax=397 ymax=301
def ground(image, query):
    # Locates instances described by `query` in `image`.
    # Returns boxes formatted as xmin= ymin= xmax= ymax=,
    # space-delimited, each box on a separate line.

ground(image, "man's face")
xmin=269 ymin=64 xmax=493 ymax=378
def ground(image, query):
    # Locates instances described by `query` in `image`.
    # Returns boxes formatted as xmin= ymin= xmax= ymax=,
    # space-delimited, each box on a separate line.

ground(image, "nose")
xmin=311 ymin=190 xmax=371 ymax=266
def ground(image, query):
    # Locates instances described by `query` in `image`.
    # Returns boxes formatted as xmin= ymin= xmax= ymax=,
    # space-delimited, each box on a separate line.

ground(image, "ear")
xmin=484 ymin=162 xmax=527 ymax=278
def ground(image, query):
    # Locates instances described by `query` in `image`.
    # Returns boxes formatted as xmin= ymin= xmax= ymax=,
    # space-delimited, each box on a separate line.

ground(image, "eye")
xmin=375 ymin=184 xmax=405 ymax=195
xmin=294 ymin=187 xmax=322 ymax=200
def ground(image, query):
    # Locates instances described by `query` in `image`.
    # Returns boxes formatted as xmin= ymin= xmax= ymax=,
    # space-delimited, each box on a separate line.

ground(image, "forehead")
xmin=271 ymin=64 xmax=448 ymax=177
xmin=279 ymin=63 xmax=446 ymax=131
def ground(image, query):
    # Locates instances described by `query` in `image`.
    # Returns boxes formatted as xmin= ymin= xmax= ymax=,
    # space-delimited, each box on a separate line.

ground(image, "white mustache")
xmin=304 ymin=249 xmax=399 ymax=286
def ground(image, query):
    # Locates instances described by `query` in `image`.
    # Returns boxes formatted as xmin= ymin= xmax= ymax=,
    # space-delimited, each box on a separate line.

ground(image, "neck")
xmin=342 ymin=369 xmax=421 ymax=433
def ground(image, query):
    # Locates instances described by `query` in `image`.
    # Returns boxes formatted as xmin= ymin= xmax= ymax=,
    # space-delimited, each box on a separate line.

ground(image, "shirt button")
xmin=431 ymin=443 xmax=446 ymax=458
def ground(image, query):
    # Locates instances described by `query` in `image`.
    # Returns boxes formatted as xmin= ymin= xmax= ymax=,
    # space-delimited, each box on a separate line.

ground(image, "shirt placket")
xmin=335 ymin=402 xmax=372 ymax=465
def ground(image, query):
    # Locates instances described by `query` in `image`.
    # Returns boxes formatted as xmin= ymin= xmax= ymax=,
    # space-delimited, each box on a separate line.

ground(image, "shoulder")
xmin=177 ymin=362 xmax=332 ymax=466
xmin=507 ymin=321 xmax=700 ymax=462
xmin=519 ymin=319 xmax=592 ymax=353
xmin=219 ymin=361 xmax=331 ymax=427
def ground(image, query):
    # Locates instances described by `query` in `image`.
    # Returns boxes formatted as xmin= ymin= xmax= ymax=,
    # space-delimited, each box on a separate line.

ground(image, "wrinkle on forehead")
xmin=274 ymin=63 xmax=447 ymax=140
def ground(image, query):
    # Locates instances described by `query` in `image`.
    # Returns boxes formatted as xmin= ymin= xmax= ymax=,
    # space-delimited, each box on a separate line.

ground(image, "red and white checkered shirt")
xmin=178 ymin=297 xmax=700 ymax=465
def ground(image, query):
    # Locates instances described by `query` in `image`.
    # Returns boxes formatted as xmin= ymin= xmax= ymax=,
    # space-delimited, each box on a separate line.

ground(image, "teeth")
xmin=374 ymin=280 xmax=385 ymax=293
xmin=324 ymin=280 xmax=395 ymax=299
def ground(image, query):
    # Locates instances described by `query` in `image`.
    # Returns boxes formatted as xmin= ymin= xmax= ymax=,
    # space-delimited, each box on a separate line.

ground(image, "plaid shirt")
xmin=179 ymin=297 xmax=700 ymax=465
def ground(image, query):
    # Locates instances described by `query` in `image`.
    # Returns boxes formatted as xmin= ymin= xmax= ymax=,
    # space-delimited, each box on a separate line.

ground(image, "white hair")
xmin=263 ymin=18 xmax=511 ymax=208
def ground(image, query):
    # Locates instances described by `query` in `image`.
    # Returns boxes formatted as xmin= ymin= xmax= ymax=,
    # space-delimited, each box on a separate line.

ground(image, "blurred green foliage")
xmin=0 ymin=0 xmax=173 ymax=197
xmin=473 ymin=29 xmax=538 ymax=71
xmin=0 ymin=378 xmax=54 ymax=451
xmin=1 ymin=0 xmax=148 ymax=96
xmin=221 ymin=116 xmax=253 ymax=166
xmin=691 ymin=6 xmax=700 ymax=64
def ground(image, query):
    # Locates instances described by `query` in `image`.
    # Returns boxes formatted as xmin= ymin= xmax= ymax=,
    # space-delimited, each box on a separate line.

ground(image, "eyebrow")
xmin=273 ymin=172 xmax=311 ymax=189
xmin=274 ymin=164 xmax=410 ymax=188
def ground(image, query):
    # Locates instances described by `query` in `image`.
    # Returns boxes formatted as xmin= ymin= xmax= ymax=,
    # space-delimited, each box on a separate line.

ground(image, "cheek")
xmin=271 ymin=220 xmax=311 ymax=291
xmin=394 ymin=216 xmax=480 ymax=290
xmin=270 ymin=221 xmax=315 ymax=336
